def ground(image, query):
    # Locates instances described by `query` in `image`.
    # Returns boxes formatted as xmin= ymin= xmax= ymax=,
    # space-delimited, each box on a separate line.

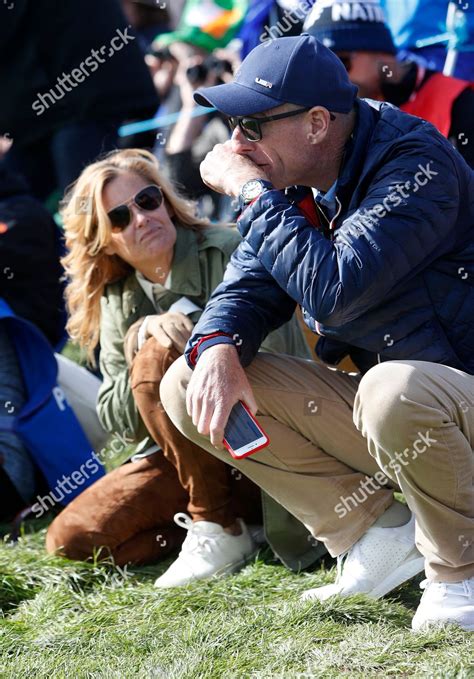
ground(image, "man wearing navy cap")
xmin=160 ymin=34 xmax=474 ymax=632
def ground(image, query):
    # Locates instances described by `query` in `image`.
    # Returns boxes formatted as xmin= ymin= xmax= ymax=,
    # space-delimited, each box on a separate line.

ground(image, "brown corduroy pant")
xmin=46 ymin=339 xmax=261 ymax=566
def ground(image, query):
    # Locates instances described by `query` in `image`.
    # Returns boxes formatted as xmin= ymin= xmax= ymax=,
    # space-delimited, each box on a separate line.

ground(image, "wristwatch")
xmin=239 ymin=179 xmax=273 ymax=207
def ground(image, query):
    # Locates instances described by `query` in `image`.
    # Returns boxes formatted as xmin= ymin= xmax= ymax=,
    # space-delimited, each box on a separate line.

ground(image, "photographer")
xmin=164 ymin=49 xmax=237 ymax=219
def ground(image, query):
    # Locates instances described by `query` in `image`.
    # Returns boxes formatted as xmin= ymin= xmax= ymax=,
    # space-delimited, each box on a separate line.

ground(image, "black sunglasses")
xmin=107 ymin=184 xmax=163 ymax=232
xmin=228 ymin=107 xmax=336 ymax=142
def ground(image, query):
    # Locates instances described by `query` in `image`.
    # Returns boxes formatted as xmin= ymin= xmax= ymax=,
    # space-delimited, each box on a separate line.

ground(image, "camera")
xmin=186 ymin=56 xmax=233 ymax=85
xmin=149 ymin=46 xmax=174 ymax=62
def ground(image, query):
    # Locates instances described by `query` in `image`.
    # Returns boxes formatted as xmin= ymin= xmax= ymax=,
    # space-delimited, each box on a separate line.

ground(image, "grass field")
xmin=1 ymin=517 xmax=473 ymax=679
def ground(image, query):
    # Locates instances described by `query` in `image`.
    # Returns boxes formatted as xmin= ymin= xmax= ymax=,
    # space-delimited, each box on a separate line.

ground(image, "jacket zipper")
xmin=329 ymin=196 xmax=343 ymax=237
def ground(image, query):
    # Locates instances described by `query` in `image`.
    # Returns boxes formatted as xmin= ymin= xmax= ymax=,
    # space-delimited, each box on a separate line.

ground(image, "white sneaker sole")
xmin=302 ymin=554 xmax=425 ymax=602
xmin=211 ymin=545 xmax=261 ymax=579
xmin=369 ymin=554 xmax=425 ymax=599
xmin=155 ymin=545 xmax=260 ymax=588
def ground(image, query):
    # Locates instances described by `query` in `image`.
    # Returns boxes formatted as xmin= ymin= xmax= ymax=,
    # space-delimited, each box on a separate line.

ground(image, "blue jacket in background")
xmin=380 ymin=0 xmax=474 ymax=79
xmin=185 ymin=99 xmax=474 ymax=375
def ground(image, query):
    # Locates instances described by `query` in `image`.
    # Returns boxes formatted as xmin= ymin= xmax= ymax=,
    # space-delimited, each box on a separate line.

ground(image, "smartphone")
xmin=223 ymin=401 xmax=269 ymax=459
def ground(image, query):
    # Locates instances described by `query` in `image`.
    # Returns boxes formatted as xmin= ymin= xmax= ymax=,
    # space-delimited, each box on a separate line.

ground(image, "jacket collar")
xmin=166 ymin=225 xmax=202 ymax=296
xmin=335 ymin=99 xmax=378 ymax=205
xmin=286 ymin=99 xmax=378 ymax=221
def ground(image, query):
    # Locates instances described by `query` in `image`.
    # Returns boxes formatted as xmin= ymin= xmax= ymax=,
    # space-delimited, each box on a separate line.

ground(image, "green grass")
xmin=1 ymin=521 xmax=473 ymax=678
xmin=2 ymin=343 xmax=468 ymax=676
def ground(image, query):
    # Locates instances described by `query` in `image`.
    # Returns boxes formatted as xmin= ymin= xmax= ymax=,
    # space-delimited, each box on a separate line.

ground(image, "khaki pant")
xmin=161 ymin=353 xmax=474 ymax=582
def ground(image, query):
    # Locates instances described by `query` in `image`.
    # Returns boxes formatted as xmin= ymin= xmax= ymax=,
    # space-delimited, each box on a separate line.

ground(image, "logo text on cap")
xmin=255 ymin=77 xmax=273 ymax=89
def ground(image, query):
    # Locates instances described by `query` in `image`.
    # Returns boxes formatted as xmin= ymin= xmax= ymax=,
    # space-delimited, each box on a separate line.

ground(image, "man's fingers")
xmin=209 ymin=404 xmax=230 ymax=449
xmin=243 ymin=387 xmax=258 ymax=415
xmin=191 ymin=389 xmax=203 ymax=428
xmin=185 ymin=380 xmax=194 ymax=418
xmin=196 ymin=401 xmax=213 ymax=437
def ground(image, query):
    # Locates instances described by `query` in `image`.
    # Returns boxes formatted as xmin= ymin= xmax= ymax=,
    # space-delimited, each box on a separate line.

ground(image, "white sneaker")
xmin=154 ymin=513 xmax=256 ymax=588
xmin=412 ymin=577 xmax=474 ymax=632
xmin=301 ymin=515 xmax=424 ymax=602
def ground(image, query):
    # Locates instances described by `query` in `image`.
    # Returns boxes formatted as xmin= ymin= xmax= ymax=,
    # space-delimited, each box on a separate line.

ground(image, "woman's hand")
xmin=146 ymin=312 xmax=194 ymax=353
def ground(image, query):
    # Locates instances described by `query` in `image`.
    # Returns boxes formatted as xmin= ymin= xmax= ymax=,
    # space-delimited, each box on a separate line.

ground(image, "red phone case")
xmin=222 ymin=401 xmax=270 ymax=459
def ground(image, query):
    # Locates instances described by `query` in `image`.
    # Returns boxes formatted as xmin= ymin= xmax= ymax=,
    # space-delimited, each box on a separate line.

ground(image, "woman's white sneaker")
xmin=302 ymin=515 xmax=425 ymax=602
xmin=412 ymin=577 xmax=474 ymax=632
xmin=154 ymin=513 xmax=256 ymax=588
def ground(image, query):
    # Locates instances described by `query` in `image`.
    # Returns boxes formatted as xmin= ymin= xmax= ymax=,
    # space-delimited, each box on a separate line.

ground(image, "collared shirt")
xmin=134 ymin=225 xmax=209 ymax=322
xmin=312 ymin=180 xmax=338 ymax=221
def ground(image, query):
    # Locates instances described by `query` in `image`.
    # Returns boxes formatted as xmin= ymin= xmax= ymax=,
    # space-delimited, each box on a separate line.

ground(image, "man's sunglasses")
xmin=107 ymin=185 xmax=163 ymax=232
xmin=228 ymin=107 xmax=335 ymax=142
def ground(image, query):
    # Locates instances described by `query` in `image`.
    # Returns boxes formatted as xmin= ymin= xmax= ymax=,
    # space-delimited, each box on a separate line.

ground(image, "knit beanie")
xmin=303 ymin=0 xmax=396 ymax=54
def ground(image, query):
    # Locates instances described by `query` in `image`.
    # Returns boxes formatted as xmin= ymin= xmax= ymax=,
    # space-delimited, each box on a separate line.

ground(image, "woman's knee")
xmin=45 ymin=513 xmax=112 ymax=561
xmin=131 ymin=338 xmax=180 ymax=388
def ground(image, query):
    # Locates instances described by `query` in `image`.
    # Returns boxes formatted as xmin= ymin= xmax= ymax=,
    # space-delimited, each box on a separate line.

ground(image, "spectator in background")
xmin=147 ymin=0 xmax=249 ymax=219
xmin=304 ymin=0 xmax=474 ymax=168
xmin=0 ymin=168 xmax=107 ymax=521
xmin=163 ymin=47 xmax=239 ymax=220
xmin=239 ymin=0 xmax=314 ymax=57
xmin=380 ymin=0 xmax=474 ymax=80
xmin=121 ymin=0 xmax=171 ymax=52
xmin=0 ymin=0 xmax=158 ymax=202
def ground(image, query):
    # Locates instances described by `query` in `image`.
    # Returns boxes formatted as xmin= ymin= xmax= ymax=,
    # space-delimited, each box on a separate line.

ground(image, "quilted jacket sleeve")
xmin=185 ymin=239 xmax=298 ymax=367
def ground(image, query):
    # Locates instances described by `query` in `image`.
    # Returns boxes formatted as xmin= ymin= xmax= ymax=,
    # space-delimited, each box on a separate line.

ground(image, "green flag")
xmin=157 ymin=0 xmax=248 ymax=51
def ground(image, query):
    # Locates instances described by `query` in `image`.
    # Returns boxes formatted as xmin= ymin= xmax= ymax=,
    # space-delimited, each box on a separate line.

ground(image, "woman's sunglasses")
xmin=228 ymin=107 xmax=335 ymax=142
xmin=107 ymin=184 xmax=163 ymax=232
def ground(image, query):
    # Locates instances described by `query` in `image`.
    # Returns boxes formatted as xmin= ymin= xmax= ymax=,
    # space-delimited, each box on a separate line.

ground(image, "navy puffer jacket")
xmin=185 ymin=99 xmax=474 ymax=374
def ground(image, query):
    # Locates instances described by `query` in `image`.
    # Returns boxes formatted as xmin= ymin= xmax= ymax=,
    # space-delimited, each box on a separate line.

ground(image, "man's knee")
xmin=354 ymin=361 xmax=431 ymax=449
xmin=160 ymin=355 xmax=193 ymax=432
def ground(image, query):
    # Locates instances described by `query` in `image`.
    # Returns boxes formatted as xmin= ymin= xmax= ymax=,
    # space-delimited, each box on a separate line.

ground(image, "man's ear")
xmin=306 ymin=107 xmax=331 ymax=146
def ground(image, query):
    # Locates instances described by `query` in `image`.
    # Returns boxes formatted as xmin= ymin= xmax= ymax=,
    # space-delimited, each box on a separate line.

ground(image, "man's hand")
xmin=186 ymin=343 xmax=258 ymax=449
xmin=147 ymin=312 xmax=194 ymax=353
xmin=200 ymin=141 xmax=268 ymax=197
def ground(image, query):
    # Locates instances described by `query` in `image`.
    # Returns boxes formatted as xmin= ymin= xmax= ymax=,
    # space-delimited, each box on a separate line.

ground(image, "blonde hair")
xmin=61 ymin=148 xmax=212 ymax=361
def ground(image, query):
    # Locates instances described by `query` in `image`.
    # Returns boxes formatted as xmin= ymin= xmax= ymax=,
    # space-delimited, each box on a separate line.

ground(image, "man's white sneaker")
xmin=154 ymin=513 xmax=256 ymax=588
xmin=301 ymin=515 xmax=424 ymax=602
xmin=412 ymin=577 xmax=474 ymax=632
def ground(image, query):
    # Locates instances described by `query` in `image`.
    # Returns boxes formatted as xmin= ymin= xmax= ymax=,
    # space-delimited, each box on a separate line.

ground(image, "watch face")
xmin=242 ymin=180 xmax=263 ymax=202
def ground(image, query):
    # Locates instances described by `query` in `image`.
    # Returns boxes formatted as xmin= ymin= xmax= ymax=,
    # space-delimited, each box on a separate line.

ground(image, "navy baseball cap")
xmin=194 ymin=34 xmax=358 ymax=116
